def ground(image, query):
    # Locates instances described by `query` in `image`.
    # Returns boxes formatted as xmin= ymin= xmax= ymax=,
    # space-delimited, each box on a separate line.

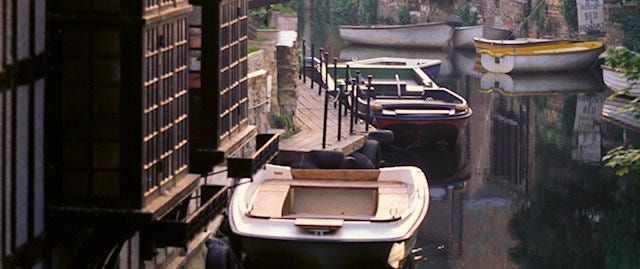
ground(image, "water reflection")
xmin=300 ymin=7 xmax=640 ymax=268
xmin=480 ymin=70 xmax=603 ymax=96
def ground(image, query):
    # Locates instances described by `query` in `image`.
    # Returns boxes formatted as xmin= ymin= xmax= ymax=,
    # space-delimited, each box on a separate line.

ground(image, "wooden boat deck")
xmin=249 ymin=178 xmax=410 ymax=221
xmin=278 ymin=79 xmax=370 ymax=155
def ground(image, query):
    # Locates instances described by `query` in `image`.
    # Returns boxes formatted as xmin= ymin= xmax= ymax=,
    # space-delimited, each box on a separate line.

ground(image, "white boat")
xmin=229 ymin=164 xmax=430 ymax=268
xmin=339 ymin=22 xmax=456 ymax=48
xmin=453 ymin=25 xmax=512 ymax=50
xmin=344 ymin=57 xmax=443 ymax=79
xmin=473 ymin=37 xmax=574 ymax=53
xmin=478 ymin=41 xmax=604 ymax=73
xmin=480 ymin=70 xmax=603 ymax=96
xmin=602 ymin=65 xmax=640 ymax=96
xmin=340 ymin=45 xmax=455 ymax=80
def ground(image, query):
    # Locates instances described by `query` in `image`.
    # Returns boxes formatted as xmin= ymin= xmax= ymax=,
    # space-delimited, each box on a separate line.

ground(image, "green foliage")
xmin=598 ymin=176 xmax=640 ymax=268
xmin=259 ymin=25 xmax=278 ymax=29
xmin=602 ymin=147 xmax=640 ymax=176
xmin=248 ymin=45 xmax=260 ymax=54
xmin=456 ymin=2 xmax=478 ymax=26
xmin=610 ymin=8 xmax=640 ymax=52
xmin=397 ymin=4 xmax=411 ymax=25
xmin=531 ymin=0 xmax=548 ymax=36
xmin=598 ymin=57 xmax=640 ymax=265
xmin=357 ymin=0 xmax=378 ymax=25
xmin=560 ymin=0 xmax=577 ymax=33
xmin=271 ymin=3 xmax=296 ymax=13
xmin=250 ymin=7 xmax=269 ymax=23
xmin=271 ymin=113 xmax=300 ymax=137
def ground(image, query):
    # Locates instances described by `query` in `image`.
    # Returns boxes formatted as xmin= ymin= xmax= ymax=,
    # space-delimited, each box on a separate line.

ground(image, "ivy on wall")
xmin=610 ymin=8 xmax=640 ymax=52
xmin=559 ymin=0 xmax=577 ymax=33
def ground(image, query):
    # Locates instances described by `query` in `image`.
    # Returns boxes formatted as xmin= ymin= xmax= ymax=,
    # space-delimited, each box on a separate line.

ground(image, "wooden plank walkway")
xmin=279 ymin=78 xmax=372 ymax=155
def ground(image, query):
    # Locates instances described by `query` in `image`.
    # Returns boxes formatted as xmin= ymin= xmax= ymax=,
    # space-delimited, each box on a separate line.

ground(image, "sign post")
xmin=576 ymin=0 xmax=605 ymax=35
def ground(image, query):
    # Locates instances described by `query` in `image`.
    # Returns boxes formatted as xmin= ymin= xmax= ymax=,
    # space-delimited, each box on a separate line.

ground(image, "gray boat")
xmin=339 ymin=22 xmax=456 ymax=48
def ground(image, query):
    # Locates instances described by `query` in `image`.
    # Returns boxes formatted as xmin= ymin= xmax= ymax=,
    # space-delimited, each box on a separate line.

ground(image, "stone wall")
xmin=248 ymin=69 xmax=271 ymax=133
xmin=475 ymin=0 xmax=528 ymax=37
xmin=276 ymin=31 xmax=300 ymax=117
xmin=248 ymin=49 xmax=264 ymax=72
xmin=268 ymin=11 xmax=298 ymax=31
xmin=249 ymin=37 xmax=279 ymax=115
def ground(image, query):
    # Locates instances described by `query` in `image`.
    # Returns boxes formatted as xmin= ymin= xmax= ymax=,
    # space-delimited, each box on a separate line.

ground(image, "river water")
xmin=298 ymin=14 xmax=640 ymax=269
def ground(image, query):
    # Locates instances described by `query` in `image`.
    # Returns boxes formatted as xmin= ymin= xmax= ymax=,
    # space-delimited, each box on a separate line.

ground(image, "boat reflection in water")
xmin=380 ymin=140 xmax=470 ymax=265
xmin=479 ymin=69 xmax=603 ymax=95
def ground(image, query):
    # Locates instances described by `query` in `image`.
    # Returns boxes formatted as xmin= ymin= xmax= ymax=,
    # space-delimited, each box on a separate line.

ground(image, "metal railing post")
xmin=344 ymin=65 xmax=350 ymax=116
xmin=335 ymin=58 xmax=341 ymax=141
xmin=350 ymin=78 xmax=355 ymax=134
xmin=324 ymin=51 xmax=329 ymax=91
xmin=311 ymin=43 xmax=315 ymax=90
xmin=366 ymin=75 xmax=372 ymax=132
xmin=318 ymin=48 xmax=323 ymax=95
xmin=302 ymin=39 xmax=306 ymax=83
xmin=355 ymin=71 xmax=360 ymax=126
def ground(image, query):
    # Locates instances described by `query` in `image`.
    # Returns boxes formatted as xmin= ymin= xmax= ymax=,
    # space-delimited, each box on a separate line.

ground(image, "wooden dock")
xmin=278 ymin=77 xmax=371 ymax=155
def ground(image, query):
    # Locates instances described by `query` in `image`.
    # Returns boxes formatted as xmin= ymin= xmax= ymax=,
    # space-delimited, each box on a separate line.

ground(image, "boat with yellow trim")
xmin=472 ymin=37 xmax=573 ymax=53
xmin=478 ymin=41 xmax=604 ymax=73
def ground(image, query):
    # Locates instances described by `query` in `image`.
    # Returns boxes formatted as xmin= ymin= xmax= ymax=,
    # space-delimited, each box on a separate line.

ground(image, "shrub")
xmin=248 ymin=45 xmax=260 ymax=54
xmin=456 ymin=2 xmax=478 ymax=26
xmin=397 ymin=5 xmax=411 ymax=25
xmin=271 ymin=113 xmax=300 ymax=137
xmin=271 ymin=3 xmax=296 ymax=13
xmin=610 ymin=8 xmax=640 ymax=52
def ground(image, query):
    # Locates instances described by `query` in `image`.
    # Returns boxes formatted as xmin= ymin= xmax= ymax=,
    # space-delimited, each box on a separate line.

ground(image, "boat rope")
xmin=507 ymin=0 xmax=547 ymax=39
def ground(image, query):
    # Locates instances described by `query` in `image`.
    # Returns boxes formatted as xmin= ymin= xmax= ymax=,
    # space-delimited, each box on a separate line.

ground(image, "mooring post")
xmin=335 ymin=58 xmax=341 ymax=141
xmin=311 ymin=44 xmax=315 ymax=90
xmin=302 ymin=39 xmax=306 ymax=83
xmin=366 ymin=75 xmax=372 ymax=132
xmin=318 ymin=48 xmax=323 ymax=95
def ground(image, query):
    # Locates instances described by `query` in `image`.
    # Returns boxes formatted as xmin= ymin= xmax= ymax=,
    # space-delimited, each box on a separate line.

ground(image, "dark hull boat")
xmin=330 ymin=64 xmax=472 ymax=149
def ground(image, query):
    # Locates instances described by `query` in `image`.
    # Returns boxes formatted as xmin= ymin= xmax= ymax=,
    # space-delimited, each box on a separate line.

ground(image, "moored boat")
xmin=473 ymin=37 xmax=574 ymax=53
xmin=453 ymin=25 xmax=512 ymax=50
xmin=338 ymin=22 xmax=457 ymax=48
xmin=229 ymin=164 xmax=430 ymax=268
xmin=602 ymin=65 xmax=640 ymax=96
xmin=478 ymin=41 xmax=604 ymax=73
xmin=345 ymin=57 xmax=443 ymax=79
xmin=340 ymin=45 xmax=456 ymax=81
xmin=330 ymin=64 xmax=472 ymax=149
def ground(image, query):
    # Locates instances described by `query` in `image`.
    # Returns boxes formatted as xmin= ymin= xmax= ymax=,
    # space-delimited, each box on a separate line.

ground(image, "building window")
xmin=218 ymin=0 xmax=248 ymax=141
xmin=143 ymin=18 xmax=188 ymax=193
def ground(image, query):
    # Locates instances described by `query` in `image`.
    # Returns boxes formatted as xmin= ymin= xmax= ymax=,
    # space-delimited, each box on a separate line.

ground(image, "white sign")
xmin=577 ymin=0 xmax=605 ymax=34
